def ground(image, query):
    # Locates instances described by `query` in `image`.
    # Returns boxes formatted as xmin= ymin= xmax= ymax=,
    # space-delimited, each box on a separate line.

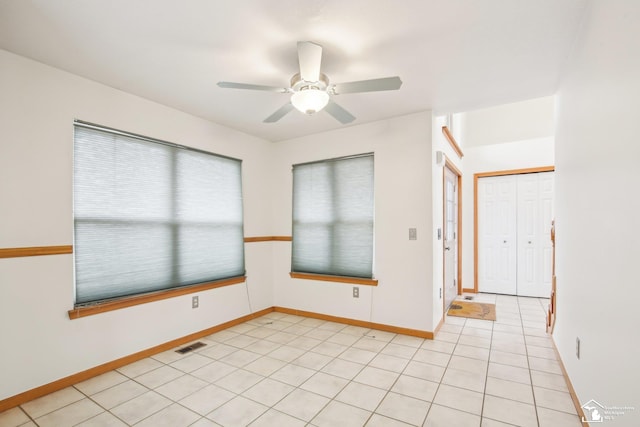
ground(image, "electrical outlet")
xmin=192 ymin=296 xmax=199 ymax=309
xmin=353 ymin=287 xmax=359 ymax=298
xmin=576 ymin=337 xmax=580 ymax=359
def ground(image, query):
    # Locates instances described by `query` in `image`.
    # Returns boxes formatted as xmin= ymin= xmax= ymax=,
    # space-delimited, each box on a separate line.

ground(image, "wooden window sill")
xmin=244 ymin=236 xmax=292 ymax=243
xmin=290 ymin=272 xmax=378 ymax=286
xmin=68 ymin=276 xmax=246 ymax=319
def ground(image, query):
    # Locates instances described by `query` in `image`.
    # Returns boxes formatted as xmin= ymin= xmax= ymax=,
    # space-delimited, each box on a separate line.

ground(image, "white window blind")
xmin=292 ymin=153 xmax=374 ymax=278
xmin=73 ymin=122 xmax=245 ymax=305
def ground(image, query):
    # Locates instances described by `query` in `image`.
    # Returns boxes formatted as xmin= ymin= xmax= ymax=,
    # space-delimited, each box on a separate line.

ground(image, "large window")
xmin=292 ymin=153 xmax=374 ymax=278
xmin=73 ymin=121 xmax=245 ymax=305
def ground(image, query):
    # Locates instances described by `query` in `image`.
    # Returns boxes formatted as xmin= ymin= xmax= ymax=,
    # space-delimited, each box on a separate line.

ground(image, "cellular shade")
xmin=292 ymin=153 xmax=374 ymax=278
xmin=73 ymin=122 xmax=245 ymax=304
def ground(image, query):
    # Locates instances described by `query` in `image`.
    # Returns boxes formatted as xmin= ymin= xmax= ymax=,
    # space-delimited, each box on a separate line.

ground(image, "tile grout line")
xmin=253 ymin=314 xmax=338 ymax=426
xmin=527 ymin=300 xmax=544 ymax=422
xmin=20 ymin=383 xmax=100 ymax=426
xmin=315 ymin=322 xmax=438 ymax=425
xmin=204 ymin=322 xmax=357 ymax=424
xmin=420 ymin=312 xmax=465 ymax=425
xmin=520 ymin=295 xmax=542 ymax=427
xmin=239 ymin=316 xmax=333 ymax=425
xmin=304 ymin=327 xmax=371 ymax=427
xmin=17 ymin=404 xmax=37 ymax=426
xmin=109 ymin=355 xmax=218 ymax=426
xmin=480 ymin=294 xmax=539 ymax=426
xmin=238 ymin=318 xmax=382 ymax=425
xmin=478 ymin=297 xmax=495 ymax=425
xmin=360 ymin=331 xmax=428 ymax=426
xmin=333 ymin=327 xmax=419 ymax=425
xmin=522 ymin=295 xmax=553 ymax=427
xmin=219 ymin=313 xmax=318 ymax=425
xmin=81 ymin=321 xmax=276 ymax=426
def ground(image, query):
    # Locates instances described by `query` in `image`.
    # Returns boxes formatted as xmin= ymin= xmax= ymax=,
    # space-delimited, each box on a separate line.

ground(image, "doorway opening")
xmin=443 ymin=161 xmax=462 ymax=313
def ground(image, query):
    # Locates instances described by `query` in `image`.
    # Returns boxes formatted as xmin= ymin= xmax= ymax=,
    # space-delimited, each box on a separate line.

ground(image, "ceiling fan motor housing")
xmin=290 ymin=72 xmax=330 ymax=92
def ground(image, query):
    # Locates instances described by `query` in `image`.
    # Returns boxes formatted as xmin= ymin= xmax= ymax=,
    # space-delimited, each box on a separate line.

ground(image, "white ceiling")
xmin=0 ymin=0 xmax=587 ymax=142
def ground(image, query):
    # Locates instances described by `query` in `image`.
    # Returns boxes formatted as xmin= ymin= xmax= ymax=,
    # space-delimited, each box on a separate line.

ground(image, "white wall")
xmin=460 ymin=96 xmax=555 ymax=148
xmin=0 ymin=50 xmax=275 ymax=400
xmin=270 ymin=113 xmax=436 ymax=332
xmin=554 ymin=2 xmax=640 ymax=425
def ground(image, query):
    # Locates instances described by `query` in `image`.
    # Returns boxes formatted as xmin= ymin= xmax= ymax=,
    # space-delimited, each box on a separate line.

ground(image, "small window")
xmin=292 ymin=153 xmax=374 ymax=278
xmin=73 ymin=121 xmax=245 ymax=305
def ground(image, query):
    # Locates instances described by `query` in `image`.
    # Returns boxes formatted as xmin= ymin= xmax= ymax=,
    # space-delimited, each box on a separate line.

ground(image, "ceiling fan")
xmin=217 ymin=41 xmax=402 ymax=124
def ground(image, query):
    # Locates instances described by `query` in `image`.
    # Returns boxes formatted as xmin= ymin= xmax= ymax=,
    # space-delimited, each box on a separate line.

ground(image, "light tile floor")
xmin=0 ymin=294 xmax=582 ymax=426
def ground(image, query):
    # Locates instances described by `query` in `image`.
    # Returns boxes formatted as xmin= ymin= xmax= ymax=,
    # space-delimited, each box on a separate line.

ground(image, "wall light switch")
xmin=409 ymin=228 xmax=417 ymax=240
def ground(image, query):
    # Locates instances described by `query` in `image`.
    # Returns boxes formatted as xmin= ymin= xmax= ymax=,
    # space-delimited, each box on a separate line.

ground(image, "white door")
xmin=516 ymin=172 xmax=554 ymax=297
xmin=443 ymin=167 xmax=459 ymax=309
xmin=478 ymin=172 xmax=554 ymax=296
xmin=478 ymin=175 xmax=517 ymax=294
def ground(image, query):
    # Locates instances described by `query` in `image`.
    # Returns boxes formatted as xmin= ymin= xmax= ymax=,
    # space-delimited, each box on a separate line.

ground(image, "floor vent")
xmin=464 ymin=296 xmax=474 ymax=300
xmin=175 ymin=341 xmax=207 ymax=354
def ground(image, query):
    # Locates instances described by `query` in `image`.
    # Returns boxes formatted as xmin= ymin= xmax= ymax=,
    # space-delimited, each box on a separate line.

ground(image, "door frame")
xmin=473 ymin=165 xmax=555 ymax=293
xmin=443 ymin=159 xmax=462 ymax=317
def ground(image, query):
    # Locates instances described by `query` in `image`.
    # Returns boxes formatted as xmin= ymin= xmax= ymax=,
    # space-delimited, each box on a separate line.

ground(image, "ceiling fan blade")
xmin=332 ymin=76 xmax=402 ymax=94
xmin=263 ymin=103 xmax=295 ymax=123
xmin=297 ymin=41 xmax=323 ymax=82
xmin=217 ymin=81 xmax=289 ymax=93
xmin=324 ymin=100 xmax=356 ymax=124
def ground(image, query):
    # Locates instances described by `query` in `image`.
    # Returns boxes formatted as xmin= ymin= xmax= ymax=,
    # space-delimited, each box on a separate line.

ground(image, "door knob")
xmin=445 ymin=246 xmax=451 ymax=251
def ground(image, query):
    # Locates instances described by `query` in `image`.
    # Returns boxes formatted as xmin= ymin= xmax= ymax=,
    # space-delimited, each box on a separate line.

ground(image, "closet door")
xmin=516 ymin=172 xmax=554 ymax=297
xmin=478 ymin=175 xmax=517 ymax=294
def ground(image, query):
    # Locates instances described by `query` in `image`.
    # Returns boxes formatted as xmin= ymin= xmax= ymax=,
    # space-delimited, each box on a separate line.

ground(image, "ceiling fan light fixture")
xmin=291 ymin=88 xmax=329 ymax=115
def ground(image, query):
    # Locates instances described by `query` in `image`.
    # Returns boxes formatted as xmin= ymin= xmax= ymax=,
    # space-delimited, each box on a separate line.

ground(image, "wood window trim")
xmin=0 ymin=245 xmax=73 ymax=259
xmin=68 ymin=276 xmax=246 ymax=319
xmin=244 ymin=236 xmax=292 ymax=243
xmin=472 ymin=165 xmax=555 ymax=293
xmin=290 ymin=272 xmax=378 ymax=286
xmin=442 ymin=126 xmax=464 ymax=159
